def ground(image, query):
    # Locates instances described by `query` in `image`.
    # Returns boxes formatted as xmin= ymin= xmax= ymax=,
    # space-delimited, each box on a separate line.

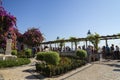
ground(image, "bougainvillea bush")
xmin=0 ymin=6 xmax=17 ymax=51
xmin=0 ymin=6 xmax=16 ymax=33
xmin=23 ymin=28 xmax=44 ymax=46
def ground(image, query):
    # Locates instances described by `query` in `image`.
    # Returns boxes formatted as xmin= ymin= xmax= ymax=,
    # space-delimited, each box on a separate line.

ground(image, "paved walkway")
xmin=0 ymin=59 xmax=120 ymax=80
xmin=53 ymin=60 xmax=120 ymax=80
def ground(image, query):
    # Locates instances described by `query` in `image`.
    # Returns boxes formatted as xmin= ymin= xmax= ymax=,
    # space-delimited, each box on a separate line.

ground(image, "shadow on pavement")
xmin=113 ymin=69 xmax=120 ymax=72
xmin=25 ymin=75 xmax=39 ymax=79
xmin=23 ymin=68 xmax=45 ymax=79
xmin=25 ymin=73 xmax=45 ymax=79
xmin=104 ymin=63 xmax=120 ymax=68
xmin=22 ymin=69 xmax=35 ymax=73
xmin=117 ymin=60 xmax=120 ymax=62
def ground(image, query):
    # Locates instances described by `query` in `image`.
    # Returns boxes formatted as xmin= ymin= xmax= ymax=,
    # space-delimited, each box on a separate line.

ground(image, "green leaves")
xmin=76 ymin=50 xmax=87 ymax=59
xmin=37 ymin=51 xmax=60 ymax=65
xmin=87 ymin=33 xmax=100 ymax=51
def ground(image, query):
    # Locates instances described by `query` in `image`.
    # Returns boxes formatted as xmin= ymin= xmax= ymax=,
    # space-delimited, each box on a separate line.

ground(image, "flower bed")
xmin=36 ymin=56 xmax=86 ymax=77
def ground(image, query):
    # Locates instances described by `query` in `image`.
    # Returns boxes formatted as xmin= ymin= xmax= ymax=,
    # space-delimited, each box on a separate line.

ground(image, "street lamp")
xmin=87 ymin=30 xmax=91 ymax=35
xmin=57 ymin=36 xmax=59 ymax=40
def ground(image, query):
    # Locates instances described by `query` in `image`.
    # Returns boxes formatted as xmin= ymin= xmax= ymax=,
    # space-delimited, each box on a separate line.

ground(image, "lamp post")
xmin=87 ymin=30 xmax=91 ymax=35
xmin=87 ymin=30 xmax=91 ymax=46
xmin=56 ymin=36 xmax=59 ymax=47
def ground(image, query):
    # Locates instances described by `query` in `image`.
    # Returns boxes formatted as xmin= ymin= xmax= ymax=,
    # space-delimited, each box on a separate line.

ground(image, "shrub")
xmin=76 ymin=50 xmax=87 ymax=59
xmin=11 ymin=50 xmax=17 ymax=55
xmin=35 ymin=56 xmax=86 ymax=77
xmin=0 ymin=58 xmax=30 ymax=68
xmin=36 ymin=51 xmax=60 ymax=65
xmin=17 ymin=51 xmax=27 ymax=58
xmin=44 ymin=51 xmax=60 ymax=65
xmin=25 ymin=48 xmax=32 ymax=58
xmin=36 ymin=52 xmax=46 ymax=61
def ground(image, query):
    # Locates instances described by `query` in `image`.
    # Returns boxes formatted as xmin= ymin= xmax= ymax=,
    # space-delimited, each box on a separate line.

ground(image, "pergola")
xmin=40 ymin=34 xmax=120 ymax=50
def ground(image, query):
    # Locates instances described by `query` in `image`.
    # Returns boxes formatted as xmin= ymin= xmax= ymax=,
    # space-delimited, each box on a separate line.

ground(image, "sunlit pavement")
xmin=51 ymin=59 xmax=120 ymax=80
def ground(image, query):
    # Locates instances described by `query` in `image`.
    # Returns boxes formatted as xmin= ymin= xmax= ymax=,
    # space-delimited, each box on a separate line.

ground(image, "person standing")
xmin=110 ymin=44 xmax=115 ymax=59
xmin=105 ymin=45 xmax=110 ymax=59
xmin=86 ymin=46 xmax=92 ymax=63
xmin=32 ymin=46 xmax=36 ymax=58
xmin=115 ymin=45 xmax=119 ymax=59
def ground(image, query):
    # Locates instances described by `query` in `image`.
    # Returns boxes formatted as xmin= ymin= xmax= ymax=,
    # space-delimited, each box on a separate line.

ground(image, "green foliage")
xmin=76 ymin=50 xmax=87 ymax=59
xmin=36 ymin=51 xmax=60 ymax=65
xmin=45 ymin=51 xmax=60 ymax=65
xmin=0 ymin=58 xmax=30 ymax=68
xmin=36 ymin=52 xmax=46 ymax=61
xmin=69 ymin=37 xmax=77 ymax=42
xmin=36 ymin=62 xmax=46 ymax=72
xmin=87 ymin=33 xmax=100 ymax=51
xmin=11 ymin=50 xmax=17 ymax=55
xmin=17 ymin=51 xmax=26 ymax=58
xmin=69 ymin=37 xmax=79 ymax=51
xmin=58 ymin=38 xmax=65 ymax=50
xmin=36 ymin=56 xmax=86 ymax=77
xmin=25 ymin=48 xmax=32 ymax=58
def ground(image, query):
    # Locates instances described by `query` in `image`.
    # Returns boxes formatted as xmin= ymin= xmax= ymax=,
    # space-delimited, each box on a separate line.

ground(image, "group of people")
xmin=30 ymin=44 xmax=120 ymax=61
xmin=86 ymin=45 xmax=99 ymax=62
xmin=77 ymin=44 xmax=120 ymax=63
xmin=102 ymin=44 xmax=120 ymax=59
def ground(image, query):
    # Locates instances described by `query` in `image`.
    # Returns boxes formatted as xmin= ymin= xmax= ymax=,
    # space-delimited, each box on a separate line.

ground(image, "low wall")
xmin=0 ymin=54 xmax=17 ymax=60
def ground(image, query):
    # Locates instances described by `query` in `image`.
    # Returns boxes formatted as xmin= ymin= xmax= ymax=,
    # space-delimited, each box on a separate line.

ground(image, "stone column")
xmin=5 ymin=39 xmax=12 ymax=55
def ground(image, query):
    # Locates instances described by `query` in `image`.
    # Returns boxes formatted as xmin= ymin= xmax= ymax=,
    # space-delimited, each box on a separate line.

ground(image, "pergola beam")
xmin=40 ymin=34 xmax=120 ymax=44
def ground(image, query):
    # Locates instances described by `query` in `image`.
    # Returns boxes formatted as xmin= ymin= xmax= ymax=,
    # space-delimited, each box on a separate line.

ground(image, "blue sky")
xmin=2 ymin=0 xmax=120 ymax=46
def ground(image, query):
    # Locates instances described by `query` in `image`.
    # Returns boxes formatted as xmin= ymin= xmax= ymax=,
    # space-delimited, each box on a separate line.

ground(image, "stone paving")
xmin=0 ymin=59 xmax=120 ymax=80
xmin=55 ymin=60 xmax=120 ymax=80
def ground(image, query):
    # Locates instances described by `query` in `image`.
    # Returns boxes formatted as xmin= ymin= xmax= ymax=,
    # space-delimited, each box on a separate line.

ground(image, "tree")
xmin=87 ymin=33 xmax=100 ymax=52
xmin=23 ymin=28 xmax=44 ymax=46
xmin=0 ymin=7 xmax=16 ymax=34
xmin=15 ymin=29 xmax=23 ymax=43
xmin=0 ymin=6 xmax=16 ymax=51
xmin=8 ymin=27 xmax=17 ymax=49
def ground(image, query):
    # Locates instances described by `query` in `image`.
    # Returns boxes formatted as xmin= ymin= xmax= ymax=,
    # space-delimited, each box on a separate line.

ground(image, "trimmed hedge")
xmin=36 ymin=56 xmax=86 ymax=77
xmin=0 ymin=58 xmax=30 ymax=68
xmin=37 ymin=51 xmax=60 ymax=65
xmin=11 ymin=50 xmax=17 ymax=55
xmin=25 ymin=48 xmax=32 ymax=58
xmin=76 ymin=50 xmax=87 ymax=59
xmin=36 ymin=52 xmax=46 ymax=61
